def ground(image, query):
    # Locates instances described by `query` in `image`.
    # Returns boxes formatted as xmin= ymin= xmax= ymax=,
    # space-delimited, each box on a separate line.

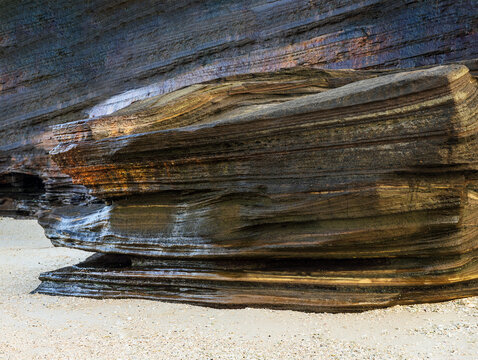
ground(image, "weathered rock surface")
xmin=1 ymin=0 xmax=478 ymax=311
xmin=2 ymin=1 xmax=478 ymax=213
xmin=36 ymin=64 xmax=478 ymax=311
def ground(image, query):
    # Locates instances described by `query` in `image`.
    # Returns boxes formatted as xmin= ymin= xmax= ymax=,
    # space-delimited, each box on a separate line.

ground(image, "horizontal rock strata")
xmin=34 ymin=64 xmax=478 ymax=311
xmin=2 ymin=0 xmax=478 ymax=311
xmin=1 ymin=1 xmax=478 ymax=219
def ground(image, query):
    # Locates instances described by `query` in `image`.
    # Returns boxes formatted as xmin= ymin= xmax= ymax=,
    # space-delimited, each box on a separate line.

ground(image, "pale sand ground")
xmin=0 ymin=217 xmax=477 ymax=360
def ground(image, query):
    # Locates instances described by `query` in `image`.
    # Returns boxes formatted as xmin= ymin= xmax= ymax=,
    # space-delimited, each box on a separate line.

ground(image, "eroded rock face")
xmin=36 ymin=64 xmax=478 ymax=311
xmin=1 ymin=0 xmax=478 ymax=311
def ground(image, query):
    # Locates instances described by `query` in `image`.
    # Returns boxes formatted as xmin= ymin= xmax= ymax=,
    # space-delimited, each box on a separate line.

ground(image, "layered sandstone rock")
xmin=2 ymin=1 xmax=478 ymax=215
xmin=35 ymin=64 xmax=478 ymax=311
xmin=1 ymin=0 xmax=478 ymax=311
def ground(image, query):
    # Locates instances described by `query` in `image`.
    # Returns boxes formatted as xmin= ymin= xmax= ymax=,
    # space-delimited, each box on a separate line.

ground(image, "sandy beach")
xmin=0 ymin=217 xmax=477 ymax=360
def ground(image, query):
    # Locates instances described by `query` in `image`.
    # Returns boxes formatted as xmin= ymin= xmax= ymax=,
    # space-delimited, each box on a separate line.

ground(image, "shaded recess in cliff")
xmin=0 ymin=172 xmax=45 ymax=217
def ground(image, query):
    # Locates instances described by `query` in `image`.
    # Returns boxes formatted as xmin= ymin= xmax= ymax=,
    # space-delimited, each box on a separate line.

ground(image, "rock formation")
xmin=1 ymin=0 xmax=478 ymax=311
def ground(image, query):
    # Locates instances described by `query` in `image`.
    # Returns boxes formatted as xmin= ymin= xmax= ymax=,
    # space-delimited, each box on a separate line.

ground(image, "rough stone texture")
xmin=1 ymin=0 xmax=478 ymax=311
xmin=2 ymin=1 xmax=478 ymax=213
xmin=37 ymin=64 xmax=478 ymax=312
